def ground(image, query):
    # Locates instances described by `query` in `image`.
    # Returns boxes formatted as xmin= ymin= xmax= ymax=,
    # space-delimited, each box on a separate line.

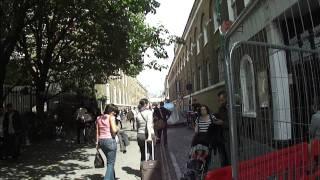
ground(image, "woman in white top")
xmin=136 ymin=98 xmax=154 ymax=161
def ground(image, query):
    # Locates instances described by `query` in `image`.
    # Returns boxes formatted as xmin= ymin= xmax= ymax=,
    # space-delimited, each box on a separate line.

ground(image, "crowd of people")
xmin=95 ymin=99 xmax=172 ymax=180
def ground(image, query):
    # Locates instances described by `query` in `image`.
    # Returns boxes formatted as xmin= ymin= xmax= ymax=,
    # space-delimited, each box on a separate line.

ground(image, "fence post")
xmin=224 ymin=39 xmax=238 ymax=179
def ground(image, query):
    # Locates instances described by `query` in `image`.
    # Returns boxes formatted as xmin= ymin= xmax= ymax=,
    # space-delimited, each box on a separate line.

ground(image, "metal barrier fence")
xmin=3 ymin=86 xmax=36 ymax=113
xmin=227 ymin=41 xmax=320 ymax=179
xmin=223 ymin=0 xmax=320 ymax=179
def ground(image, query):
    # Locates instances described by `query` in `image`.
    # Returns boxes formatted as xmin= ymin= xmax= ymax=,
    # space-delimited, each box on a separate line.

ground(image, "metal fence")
xmin=223 ymin=0 xmax=320 ymax=179
xmin=3 ymin=86 xmax=36 ymax=113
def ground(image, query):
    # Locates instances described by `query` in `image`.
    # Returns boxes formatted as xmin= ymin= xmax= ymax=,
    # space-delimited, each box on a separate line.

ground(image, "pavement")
xmin=0 ymin=121 xmax=206 ymax=180
xmin=0 ymin=122 xmax=142 ymax=180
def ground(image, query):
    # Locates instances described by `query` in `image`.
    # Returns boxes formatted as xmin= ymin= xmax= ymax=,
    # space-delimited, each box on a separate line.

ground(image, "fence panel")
xmin=3 ymin=86 xmax=36 ymax=113
xmin=227 ymin=40 xmax=320 ymax=179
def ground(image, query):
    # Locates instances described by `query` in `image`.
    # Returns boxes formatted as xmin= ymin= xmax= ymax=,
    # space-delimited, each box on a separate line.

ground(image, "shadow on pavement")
xmin=0 ymin=141 xmax=93 ymax=179
xmin=80 ymin=173 xmax=104 ymax=180
xmin=122 ymin=166 xmax=141 ymax=177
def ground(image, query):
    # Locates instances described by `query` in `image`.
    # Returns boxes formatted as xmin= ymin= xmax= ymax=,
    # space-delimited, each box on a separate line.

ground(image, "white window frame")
xmin=240 ymin=55 xmax=257 ymax=118
xmin=202 ymin=21 xmax=210 ymax=46
xmin=227 ymin=0 xmax=235 ymax=21
xmin=199 ymin=65 xmax=202 ymax=89
xmin=218 ymin=51 xmax=225 ymax=82
xmin=187 ymin=50 xmax=190 ymax=62
xmin=196 ymin=37 xmax=201 ymax=55
xmin=244 ymin=0 xmax=250 ymax=7
xmin=207 ymin=63 xmax=211 ymax=86
xmin=193 ymin=72 xmax=197 ymax=92
xmin=191 ymin=43 xmax=196 ymax=56
xmin=213 ymin=11 xmax=219 ymax=32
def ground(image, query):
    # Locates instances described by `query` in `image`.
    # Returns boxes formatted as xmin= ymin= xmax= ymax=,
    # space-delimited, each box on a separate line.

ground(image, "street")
xmin=167 ymin=125 xmax=194 ymax=179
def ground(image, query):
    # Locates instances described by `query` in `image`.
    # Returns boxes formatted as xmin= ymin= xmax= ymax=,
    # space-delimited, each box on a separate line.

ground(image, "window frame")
xmin=240 ymin=54 xmax=257 ymax=118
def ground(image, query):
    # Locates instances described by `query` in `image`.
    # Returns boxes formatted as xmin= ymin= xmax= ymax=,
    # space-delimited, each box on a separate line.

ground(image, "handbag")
xmin=154 ymin=109 xmax=165 ymax=130
xmin=94 ymin=149 xmax=104 ymax=168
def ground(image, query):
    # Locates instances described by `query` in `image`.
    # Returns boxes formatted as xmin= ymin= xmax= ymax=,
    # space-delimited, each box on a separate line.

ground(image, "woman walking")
xmin=96 ymin=104 xmax=119 ymax=180
xmin=136 ymin=98 xmax=154 ymax=162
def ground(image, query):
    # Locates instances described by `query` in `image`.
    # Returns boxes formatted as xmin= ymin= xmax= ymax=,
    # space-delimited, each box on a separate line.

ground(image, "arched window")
xmin=218 ymin=49 xmax=224 ymax=82
xmin=240 ymin=55 xmax=256 ymax=117
xmin=200 ymin=13 xmax=208 ymax=46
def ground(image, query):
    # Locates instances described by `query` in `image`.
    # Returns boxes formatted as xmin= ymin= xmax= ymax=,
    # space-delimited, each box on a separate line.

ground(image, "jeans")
xmin=77 ymin=122 xmax=85 ymax=144
xmin=99 ymin=138 xmax=117 ymax=180
xmin=157 ymin=122 xmax=167 ymax=145
xmin=137 ymin=133 xmax=152 ymax=161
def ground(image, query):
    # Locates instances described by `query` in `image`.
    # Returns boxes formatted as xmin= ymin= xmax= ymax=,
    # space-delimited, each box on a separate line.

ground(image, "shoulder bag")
xmin=154 ymin=109 xmax=165 ymax=130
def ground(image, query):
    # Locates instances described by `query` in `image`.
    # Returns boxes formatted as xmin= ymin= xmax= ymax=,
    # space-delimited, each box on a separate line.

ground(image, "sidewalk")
xmin=0 ymin=122 xmax=141 ymax=180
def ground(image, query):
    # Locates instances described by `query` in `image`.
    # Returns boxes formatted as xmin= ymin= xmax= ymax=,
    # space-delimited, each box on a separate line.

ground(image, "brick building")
xmin=166 ymin=0 xmax=229 ymax=112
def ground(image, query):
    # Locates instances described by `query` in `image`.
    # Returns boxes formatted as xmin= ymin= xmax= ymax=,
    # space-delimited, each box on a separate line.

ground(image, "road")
xmin=167 ymin=125 xmax=194 ymax=179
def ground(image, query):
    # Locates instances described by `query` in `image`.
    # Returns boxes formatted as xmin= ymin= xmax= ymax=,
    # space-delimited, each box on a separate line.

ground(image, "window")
xmin=213 ymin=12 xmax=219 ymax=31
xmin=207 ymin=63 xmax=212 ymax=86
xmin=244 ymin=0 xmax=250 ymax=7
xmin=198 ymin=65 xmax=202 ymax=90
xmin=193 ymin=71 xmax=197 ymax=92
xmin=176 ymin=80 xmax=180 ymax=93
xmin=227 ymin=0 xmax=235 ymax=21
xmin=240 ymin=55 xmax=256 ymax=117
xmin=196 ymin=37 xmax=200 ymax=54
xmin=194 ymin=28 xmax=198 ymax=55
xmin=218 ymin=50 xmax=225 ymax=82
xmin=201 ymin=14 xmax=208 ymax=45
xmin=191 ymin=43 xmax=196 ymax=55
xmin=230 ymin=0 xmax=245 ymax=19
xmin=210 ymin=0 xmax=219 ymax=31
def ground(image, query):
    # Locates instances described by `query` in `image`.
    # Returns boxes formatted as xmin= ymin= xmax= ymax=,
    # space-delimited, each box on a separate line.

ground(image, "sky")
xmin=137 ymin=0 xmax=194 ymax=97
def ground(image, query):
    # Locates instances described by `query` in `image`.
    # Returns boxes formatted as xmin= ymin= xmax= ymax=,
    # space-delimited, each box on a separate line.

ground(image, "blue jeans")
xmin=99 ymin=138 xmax=117 ymax=180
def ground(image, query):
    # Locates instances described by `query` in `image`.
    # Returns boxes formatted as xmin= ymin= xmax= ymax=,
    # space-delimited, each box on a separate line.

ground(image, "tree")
xmin=0 ymin=0 xmax=34 ymax=106
xmin=16 ymin=0 xmax=172 ymax=118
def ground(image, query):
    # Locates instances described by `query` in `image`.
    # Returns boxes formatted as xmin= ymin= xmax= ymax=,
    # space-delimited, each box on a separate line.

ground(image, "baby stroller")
xmin=181 ymin=144 xmax=211 ymax=180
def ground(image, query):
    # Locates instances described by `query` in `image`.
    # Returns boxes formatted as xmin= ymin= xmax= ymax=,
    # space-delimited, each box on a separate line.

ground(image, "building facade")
xmin=168 ymin=0 xmax=320 ymax=147
xmin=167 ymin=0 xmax=229 ymax=112
xmin=95 ymin=71 xmax=148 ymax=110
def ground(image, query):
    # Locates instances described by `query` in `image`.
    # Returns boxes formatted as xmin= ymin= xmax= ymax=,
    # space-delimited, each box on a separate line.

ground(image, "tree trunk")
xmin=35 ymin=80 xmax=46 ymax=120
xmin=0 ymin=54 xmax=9 ymax=107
